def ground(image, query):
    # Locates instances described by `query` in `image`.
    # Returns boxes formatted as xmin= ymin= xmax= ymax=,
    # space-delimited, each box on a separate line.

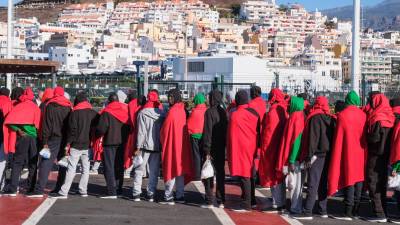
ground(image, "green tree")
xmin=231 ymin=4 xmax=241 ymax=17
xmin=278 ymin=4 xmax=289 ymax=12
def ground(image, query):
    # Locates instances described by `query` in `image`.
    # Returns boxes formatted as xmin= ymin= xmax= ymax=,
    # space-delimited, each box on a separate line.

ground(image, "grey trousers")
xmin=287 ymin=163 xmax=303 ymax=214
xmin=59 ymin=148 xmax=90 ymax=196
xmin=132 ymin=150 xmax=160 ymax=197
xmin=0 ymin=144 xmax=6 ymax=191
xmin=164 ymin=175 xmax=184 ymax=200
xmin=271 ymin=182 xmax=286 ymax=208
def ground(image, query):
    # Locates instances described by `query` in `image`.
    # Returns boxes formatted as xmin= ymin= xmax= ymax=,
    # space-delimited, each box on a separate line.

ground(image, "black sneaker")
xmin=132 ymin=195 xmax=141 ymax=202
xmin=364 ymin=216 xmax=387 ymax=223
xmin=292 ymin=213 xmax=313 ymax=220
xmin=146 ymin=195 xmax=154 ymax=202
xmin=49 ymin=193 xmax=67 ymax=199
xmin=159 ymin=198 xmax=175 ymax=205
xmin=175 ymin=197 xmax=185 ymax=204
xmin=2 ymin=190 xmax=17 ymax=197
xmin=26 ymin=191 xmax=44 ymax=198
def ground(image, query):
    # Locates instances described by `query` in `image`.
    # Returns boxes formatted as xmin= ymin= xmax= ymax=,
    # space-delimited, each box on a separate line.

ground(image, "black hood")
xmin=209 ymin=90 xmax=223 ymax=107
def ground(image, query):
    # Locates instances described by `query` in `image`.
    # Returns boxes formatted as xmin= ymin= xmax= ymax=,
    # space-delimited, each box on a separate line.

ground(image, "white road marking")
xmin=22 ymin=198 xmax=57 ymax=225
xmin=191 ymin=181 xmax=236 ymax=225
xmin=255 ymin=189 xmax=303 ymax=225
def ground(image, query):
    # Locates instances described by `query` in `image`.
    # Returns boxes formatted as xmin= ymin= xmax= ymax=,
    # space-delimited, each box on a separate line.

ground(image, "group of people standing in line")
xmin=0 ymin=85 xmax=399 ymax=223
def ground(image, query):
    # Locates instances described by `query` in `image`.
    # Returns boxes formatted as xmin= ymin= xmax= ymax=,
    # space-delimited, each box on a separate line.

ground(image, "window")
xmin=322 ymin=71 xmax=326 ymax=76
xmin=188 ymin=62 xmax=205 ymax=73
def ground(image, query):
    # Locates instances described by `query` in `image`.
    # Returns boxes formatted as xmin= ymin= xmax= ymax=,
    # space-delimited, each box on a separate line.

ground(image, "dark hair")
xmin=250 ymin=86 xmax=262 ymax=99
xmin=168 ymin=88 xmax=182 ymax=104
xmin=74 ymin=92 xmax=87 ymax=106
xmin=335 ymin=100 xmax=346 ymax=113
xmin=297 ymin=93 xmax=309 ymax=101
xmin=108 ymin=92 xmax=119 ymax=103
xmin=0 ymin=87 xmax=10 ymax=97
xmin=138 ymin=95 xmax=147 ymax=106
xmin=235 ymin=90 xmax=249 ymax=106
xmin=126 ymin=89 xmax=137 ymax=103
xmin=11 ymin=87 xmax=24 ymax=101
xmin=391 ymin=98 xmax=400 ymax=107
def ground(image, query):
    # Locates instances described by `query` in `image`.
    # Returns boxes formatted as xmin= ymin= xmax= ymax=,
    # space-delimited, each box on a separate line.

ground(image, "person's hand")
xmin=289 ymin=163 xmax=296 ymax=173
xmin=17 ymin=130 xmax=26 ymax=137
xmin=393 ymin=170 xmax=398 ymax=177
xmin=134 ymin=149 xmax=141 ymax=156
xmin=206 ymin=154 xmax=212 ymax=160
xmin=65 ymin=144 xmax=70 ymax=156
xmin=304 ymin=160 xmax=312 ymax=169
xmin=44 ymin=144 xmax=49 ymax=149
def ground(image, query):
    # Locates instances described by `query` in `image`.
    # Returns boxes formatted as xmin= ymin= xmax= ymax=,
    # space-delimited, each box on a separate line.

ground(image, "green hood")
xmin=345 ymin=90 xmax=361 ymax=106
xmin=193 ymin=93 xmax=205 ymax=105
xmin=289 ymin=96 xmax=304 ymax=114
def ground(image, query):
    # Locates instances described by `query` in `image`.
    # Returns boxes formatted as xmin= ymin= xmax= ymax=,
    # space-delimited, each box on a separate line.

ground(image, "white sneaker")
xmin=100 ymin=195 xmax=117 ymax=199
xmin=89 ymin=170 xmax=98 ymax=175
xmin=232 ymin=208 xmax=251 ymax=213
xmin=201 ymin=204 xmax=214 ymax=209
xmin=218 ymin=203 xmax=225 ymax=209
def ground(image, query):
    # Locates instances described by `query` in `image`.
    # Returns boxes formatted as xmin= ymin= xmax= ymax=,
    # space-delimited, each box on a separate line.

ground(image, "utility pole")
xmin=144 ymin=59 xmax=149 ymax=96
xmin=184 ymin=27 xmax=188 ymax=91
xmin=352 ymin=0 xmax=361 ymax=94
xmin=6 ymin=0 xmax=13 ymax=90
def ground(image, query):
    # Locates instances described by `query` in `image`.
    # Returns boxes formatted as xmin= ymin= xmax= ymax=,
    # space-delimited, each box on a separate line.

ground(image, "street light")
xmin=6 ymin=0 xmax=14 ymax=90
xmin=352 ymin=0 xmax=361 ymax=94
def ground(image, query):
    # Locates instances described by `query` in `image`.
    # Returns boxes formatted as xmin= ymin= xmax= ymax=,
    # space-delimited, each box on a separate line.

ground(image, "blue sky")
xmin=0 ymin=0 xmax=383 ymax=10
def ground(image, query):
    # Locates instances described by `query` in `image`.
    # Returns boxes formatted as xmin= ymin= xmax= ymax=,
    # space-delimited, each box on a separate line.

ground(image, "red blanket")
xmin=328 ymin=105 xmax=367 ymax=196
xmin=187 ymin=104 xmax=207 ymax=135
xmin=299 ymin=96 xmax=332 ymax=162
xmin=227 ymin=105 xmax=259 ymax=178
xmin=124 ymin=99 xmax=142 ymax=169
xmin=367 ymin=93 xmax=394 ymax=132
xmin=161 ymin=102 xmax=193 ymax=183
xmin=0 ymin=95 xmax=12 ymax=118
xmin=93 ymin=101 xmax=129 ymax=161
xmin=73 ymin=101 xmax=92 ymax=111
xmin=3 ymin=89 xmax=41 ymax=153
xmin=259 ymin=89 xmax=288 ymax=187
xmin=390 ymin=107 xmax=400 ymax=165
xmin=249 ymin=97 xmax=267 ymax=170
xmin=275 ymin=111 xmax=304 ymax=181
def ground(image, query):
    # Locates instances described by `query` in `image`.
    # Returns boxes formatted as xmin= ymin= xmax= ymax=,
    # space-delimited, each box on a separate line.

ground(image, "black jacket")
xmin=96 ymin=112 xmax=128 ymax=147
xmin=306 ymin=114 xmax=335 ymax=159
xmin=42 ymin=103 xmax=71 ymax=145
xmin=67 ymin=109 xmax=98 ymax=150
xmin=367 ymin=122 xmax=391 ymax=156
xmin=202 ymin=90 xmax=228 ymax=160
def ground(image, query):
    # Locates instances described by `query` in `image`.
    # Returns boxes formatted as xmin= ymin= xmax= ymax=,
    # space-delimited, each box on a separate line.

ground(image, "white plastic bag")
xmin=201 ymin=159 xmax=214 ymax=179
xmin=57 ymin=156 xmax=69 ymax=168
xmin=286 ymin=172 xmax=295 ymax=191
xmin=388 ymin=174 xmax=400 ymax=191
xmin=39 ymin=148 xmax=51 ymax=159
xmin=132 ymin=155 xmax=144 ymax=169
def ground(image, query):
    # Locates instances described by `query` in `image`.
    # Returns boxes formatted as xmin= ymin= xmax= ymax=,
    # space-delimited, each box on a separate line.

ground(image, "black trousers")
xmin=366 ymin=152 xmax=389 ymax=218
xmin=202 ymin=156 xmax=225 ymax=204
xmin=8 ymin=136 xmax=37 ymax=193
xmin=191 ymin=137 xmax=202 ymax=181
xmin=36 ymin=138 xmax=61 ymax=193
xmin=102 ymin=146 xmax=124 ymax=196
xmin=303 ymin=156 xmax=328 ymax=215
xmin=343 ymin=181 xmax=363 ymax=216
xmin=239 ymin=176 xmax=255 ymax=210
xmin=395 ymin=191 xmax=400 ymax=212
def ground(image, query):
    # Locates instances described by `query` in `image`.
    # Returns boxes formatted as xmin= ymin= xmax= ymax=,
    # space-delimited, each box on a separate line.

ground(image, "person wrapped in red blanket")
xmin=2 ymin=88 xmax=41 ymax=196
xmin=328 ymin=91 xmax=367 ymax=220
xmin=227 ymin=90 xmax=260 ymax=212
xmin=160 ymin=89 xmax=193 ymax=205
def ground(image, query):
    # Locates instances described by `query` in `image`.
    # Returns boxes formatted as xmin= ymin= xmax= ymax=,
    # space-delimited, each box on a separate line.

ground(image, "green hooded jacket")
xmin=288 ymin=96 xmax=305 ymax=164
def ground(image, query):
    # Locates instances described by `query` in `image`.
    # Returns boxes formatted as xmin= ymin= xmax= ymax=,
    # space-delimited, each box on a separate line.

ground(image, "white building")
xmin=173 ymin=55 xmax=275 ymax=93
xmin=240 ymin=0 xmax=276 ymax=21
xmin=50 ymin=45 xmax=93 ymax=74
